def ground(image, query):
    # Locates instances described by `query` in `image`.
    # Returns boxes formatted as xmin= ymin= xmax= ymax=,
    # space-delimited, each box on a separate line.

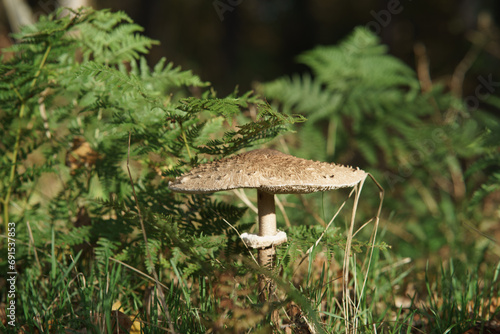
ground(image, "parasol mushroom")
xmin=168 ymin=148 xmax=367 ymax=300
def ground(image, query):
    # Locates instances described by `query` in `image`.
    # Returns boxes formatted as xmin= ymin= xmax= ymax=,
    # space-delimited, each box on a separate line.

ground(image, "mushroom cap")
xmin=168 ymin=149 xmax=367 ymax=194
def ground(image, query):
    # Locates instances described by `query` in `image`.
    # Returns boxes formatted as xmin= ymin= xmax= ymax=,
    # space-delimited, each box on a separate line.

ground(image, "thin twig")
xmin=232 ymin=189 xmax=258 ymax=213
xmin=275 ymin=195 xmax=291 ymax=228
xmin=302 ymin=311 xmax=318 ymax=334
xmin=413 ymin=42 xmax=445 ymax=122
xmin=380 ymin=257 xmax=412 ymax=274
xmin=222 ymin=218 xmax=258 ymax=265
xmin=462 ymin=221 xmax=500 ymax=245
xmin=414 ymin=43 xmax=433 ymax=93
xmin=450 ymin=38 xmax=486 ymax=97
xmin=351 ymin=217 xmax=374 ymax=239
xmin=109 ymin=257 xmax=170 ymax=292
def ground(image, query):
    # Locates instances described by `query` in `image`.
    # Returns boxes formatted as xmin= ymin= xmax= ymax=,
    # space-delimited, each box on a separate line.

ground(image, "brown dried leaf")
xmin=66 ymin=137 xmax=101 ymax=173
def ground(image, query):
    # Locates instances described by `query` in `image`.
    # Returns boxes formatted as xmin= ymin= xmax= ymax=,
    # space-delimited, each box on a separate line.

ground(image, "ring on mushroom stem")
xmin=168 ymin=148 xmax=367 ymax=300
xmin=240 ymin=231 xmax=288 ymax=249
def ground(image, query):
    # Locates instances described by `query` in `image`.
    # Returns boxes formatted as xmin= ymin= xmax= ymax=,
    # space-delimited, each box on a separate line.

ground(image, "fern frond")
xmin=260 ymin=26 xmax=443 ymax=169
xmin=76 ymin=8 xmax=158 ymax=64
xmin=77 ymin=61 xmax=154 ymax=102
xmin=179 ymin=97 xmax=250 ymax=119
xmin=261 ymin=73 xmax=342 ymax=122
xmin=148 ymin=57 xmax=208 ymax=88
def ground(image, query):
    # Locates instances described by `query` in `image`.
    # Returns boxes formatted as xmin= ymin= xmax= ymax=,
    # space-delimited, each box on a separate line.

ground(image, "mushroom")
xmin=168 ymin=149 xmax=367 ymax=299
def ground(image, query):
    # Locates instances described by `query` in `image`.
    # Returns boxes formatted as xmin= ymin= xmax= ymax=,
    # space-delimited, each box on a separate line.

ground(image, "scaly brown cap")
xmin=168 ymin=149 xmax=367 ymax=194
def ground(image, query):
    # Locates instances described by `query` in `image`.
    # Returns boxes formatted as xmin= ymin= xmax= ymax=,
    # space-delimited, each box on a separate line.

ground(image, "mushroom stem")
xmin=258 ymin=190 xmax=276 ymax=239
xmin=257 ymin=189 xmax=276 ymax=301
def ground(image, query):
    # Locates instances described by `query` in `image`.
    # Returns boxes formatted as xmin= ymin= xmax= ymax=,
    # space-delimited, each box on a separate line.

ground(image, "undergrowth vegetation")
xmin=0 ymin=7 xmax=499 ymax=334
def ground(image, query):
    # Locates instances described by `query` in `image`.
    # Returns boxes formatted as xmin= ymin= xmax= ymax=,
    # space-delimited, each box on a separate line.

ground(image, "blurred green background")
xmin=2 ymin=0 xmax=500 ymax=97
